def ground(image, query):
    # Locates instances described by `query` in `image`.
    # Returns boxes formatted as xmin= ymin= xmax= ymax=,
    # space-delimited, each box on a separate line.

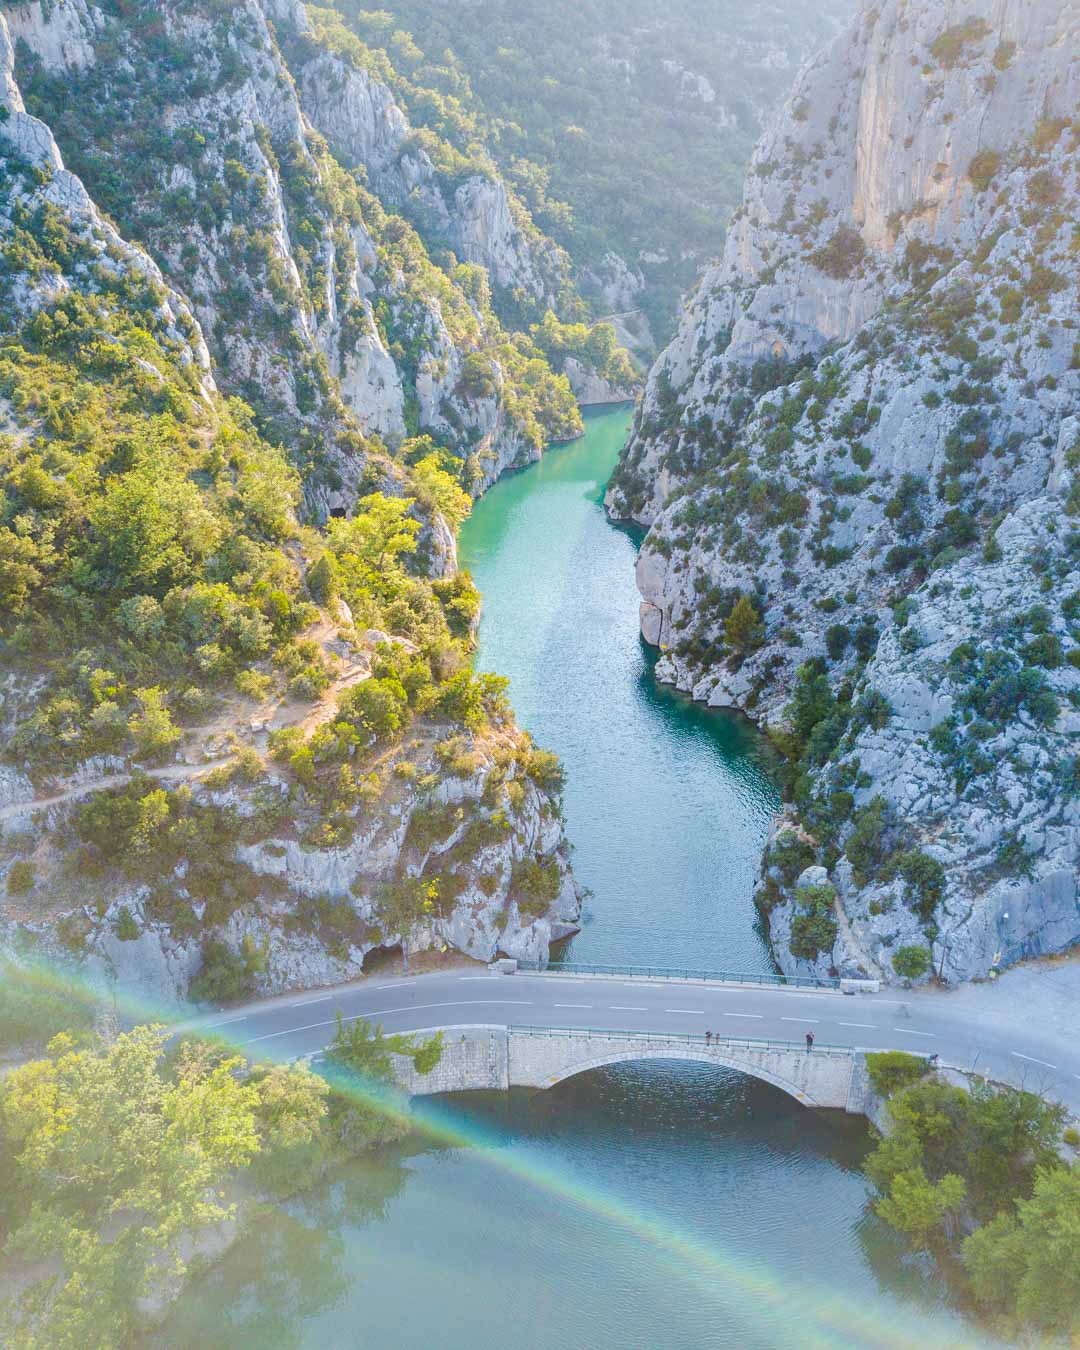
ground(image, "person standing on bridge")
xmin=805 ymin=1031 xmax=815 ymax=1053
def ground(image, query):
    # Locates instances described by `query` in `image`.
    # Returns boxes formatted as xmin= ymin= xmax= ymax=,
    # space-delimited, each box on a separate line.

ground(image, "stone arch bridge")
xmin=393 ymin=1025 xmax=870 ymax=1115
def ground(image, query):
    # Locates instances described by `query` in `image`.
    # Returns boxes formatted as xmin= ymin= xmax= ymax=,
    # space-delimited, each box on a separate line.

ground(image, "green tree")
xmin=339 ymin=676 xmax=409 ymax=743
xmin=90 ymin=452 xmax=220 ymax=594
xmin=723 ymin=593 xmax=764 ymax=655
xmin=411 ymin=453 xmax=472 ymax=529
xmin=248 ymin=1061 xmax=330 ymax=1196
xmin=327 ymin=493 xmax=420 ymax=594
xmin=374 ymin=876 xmax=437 ymax=970
xmin=865 ymin=1051 xmax=928 ymax=1098
xmin=127 ymin=686 xmax=181 ymax=760
xmin=115 ymin=906 xmax=140 ymax=941
xmin=876 ymin=1167 xmax=966 ymax=1247
xmin=0 ymin=1026 xmax=259 ymax=1345
xmin=892 ymin=945 xmax=932 ymax=982
xmin=964 ymin=1166 xmax=1080 ymax=1336
xmin=306 ymin=552 xmax=339 ymax=606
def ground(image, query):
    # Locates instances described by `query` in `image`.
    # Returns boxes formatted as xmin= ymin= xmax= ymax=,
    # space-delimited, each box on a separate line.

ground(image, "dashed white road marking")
xmin=665 ymin=1008 xmax=705 ymax=1015
xmin=894 ymin=1029 xmax=935 ymax=1038
xmin=290 ymin=995 xmax=332 ymax=1008
xmin=1012 ymin=1051 xmax=1057 ymax=1070
xmin=240 ymin=1000 xmax=534 ymax=1045
xmin=554 ymin=1004 xmax=593 ymax=1010
xmin=782 ymin=1017 xmax=819 ymax=1024
xmin=840 ymin=1022 xmax=877 ymax=1029
xmin=202 ymin=1014 xmax=249 ymax=1027
xmin=723 ymin=1013 xmax=763 ymax=1020
xmin=610 ymin=1006 xmax=648 ymax=1012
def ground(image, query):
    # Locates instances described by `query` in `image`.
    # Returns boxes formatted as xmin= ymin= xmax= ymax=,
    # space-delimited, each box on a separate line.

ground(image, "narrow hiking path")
xmin=0 ymin=610 xmax=381 ymax=823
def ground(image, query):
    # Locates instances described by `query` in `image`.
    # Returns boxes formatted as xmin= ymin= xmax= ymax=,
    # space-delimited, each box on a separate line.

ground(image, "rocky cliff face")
xmin=611 ymin=0 xmax=1080 ymax=985
xmin=2 ymin=717 xmax=578 ymax=1009
xmin=9 ymin=0 xmax=590 ymax=509
xmin=0 ymin=1 xmax=582 ymax=1006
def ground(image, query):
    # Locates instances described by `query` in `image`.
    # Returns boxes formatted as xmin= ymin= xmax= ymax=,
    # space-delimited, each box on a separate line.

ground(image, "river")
xmin=162 ymin=408 xmax=979 ymax=1348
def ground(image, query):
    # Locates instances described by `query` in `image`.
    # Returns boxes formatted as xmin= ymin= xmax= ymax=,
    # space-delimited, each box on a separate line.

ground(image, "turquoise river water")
xmin=162 ymin=408 xmax=982 ymax=1348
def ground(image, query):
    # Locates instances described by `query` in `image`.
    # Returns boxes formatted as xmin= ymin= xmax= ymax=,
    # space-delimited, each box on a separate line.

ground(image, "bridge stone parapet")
xmin=393 ymin=1025 xmax=861 ymax=1112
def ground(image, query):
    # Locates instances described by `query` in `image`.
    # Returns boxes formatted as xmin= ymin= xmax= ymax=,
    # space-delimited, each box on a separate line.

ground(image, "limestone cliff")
xmin=8 ymin=0 xmax=594 ymax=507
xmin=0 ymin=1 xmax=581 ymax=1006
xmin=612 ymin=0 xmax=1080 ymax=984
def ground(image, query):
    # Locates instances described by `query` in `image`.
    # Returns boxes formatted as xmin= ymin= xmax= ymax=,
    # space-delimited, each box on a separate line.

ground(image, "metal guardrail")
xmin=508 ymin=1024 xmax=853 ymax=1058
xmin=515 ymin=959 xmax=840 ymax=991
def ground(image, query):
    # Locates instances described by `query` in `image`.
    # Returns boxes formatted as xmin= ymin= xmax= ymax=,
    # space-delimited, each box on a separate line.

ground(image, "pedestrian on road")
xmin=705 ymin=1030 xmax=711 ymax=1045
xmin=806 ymin=1031 xmax=815 ymax=1053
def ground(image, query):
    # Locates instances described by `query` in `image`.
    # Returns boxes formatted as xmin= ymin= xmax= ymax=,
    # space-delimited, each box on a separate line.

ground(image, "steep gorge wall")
xmin=0 ymin=0 xmax=583 ymax=1006
xmin=610 ymin=0 xmax=1080 ymax=985
xmin=8 ymin=0 xmax=587 ymax=507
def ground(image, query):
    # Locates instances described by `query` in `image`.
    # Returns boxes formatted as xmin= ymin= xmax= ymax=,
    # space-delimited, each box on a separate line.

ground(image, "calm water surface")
xmin=163 ymin=409 xmax=981 ymax=1348
xmin=460 ymin=405 xmax=777 ymax=971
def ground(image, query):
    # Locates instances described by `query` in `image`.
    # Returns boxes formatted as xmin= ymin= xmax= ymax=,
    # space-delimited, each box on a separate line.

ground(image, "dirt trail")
xmin=0 ymin=758 xmax=238 ymax=823
xmin=0 ymin=613 xmax=377 ymax=823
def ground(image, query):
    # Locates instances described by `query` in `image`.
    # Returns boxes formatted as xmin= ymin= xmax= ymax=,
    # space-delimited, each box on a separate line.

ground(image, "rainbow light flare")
xmin=1 ymin=956 xmax=986 ymax=1350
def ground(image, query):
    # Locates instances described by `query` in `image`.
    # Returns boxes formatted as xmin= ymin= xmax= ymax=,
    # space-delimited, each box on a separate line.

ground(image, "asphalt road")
xmin=180 ymin=969 xmax=1080 ymax=1113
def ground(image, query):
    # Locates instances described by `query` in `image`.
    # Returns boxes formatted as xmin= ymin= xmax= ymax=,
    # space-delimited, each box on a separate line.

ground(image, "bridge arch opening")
xmin=536 ymin=1050 xmax=824 ymax=1110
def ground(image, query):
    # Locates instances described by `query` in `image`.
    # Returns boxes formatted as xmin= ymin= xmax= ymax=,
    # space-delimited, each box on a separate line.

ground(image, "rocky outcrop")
xmin=9 ymin=0 xmax=585 ymax=503
xmin=294 ymin=39 xmax=563 ymax=305
xmin=2 ymin=723 xmax=580 ymax=1009
xmin=613 ymin=0 xmax=1080 ymax=984
xmin=0 ymin=8 xmax=212 ymax=384
xmin=0 ymin=1 xmax=584 ymax=1011
xmin=559 ymin=357 xmax=635 ymax=408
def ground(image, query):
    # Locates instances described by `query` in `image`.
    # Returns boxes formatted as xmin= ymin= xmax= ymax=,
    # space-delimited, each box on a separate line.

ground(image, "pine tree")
xmin=724 ymin=593 xmax=764 ymax=655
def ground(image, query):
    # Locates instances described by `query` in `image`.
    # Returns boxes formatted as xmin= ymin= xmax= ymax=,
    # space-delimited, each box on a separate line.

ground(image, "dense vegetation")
xmin=1 ymin=9 xmax=574 ymax=985
xmin=865 ymin=1059 xmax=1080 ymax=1341
xmin=0 ymin=1013 xmax=440 ymax=1344
xmin=0 ymin=275 xmax=493 ymax=777
xmin=13 ymin=0 xmax=588 ymax=489
xmin=322 ymin=0 xmax=853 ymax=337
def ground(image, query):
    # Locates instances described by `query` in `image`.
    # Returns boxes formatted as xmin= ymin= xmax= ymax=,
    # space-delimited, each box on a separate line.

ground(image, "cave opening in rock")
xmin=361 ymin=943 xmax=404 ymax=975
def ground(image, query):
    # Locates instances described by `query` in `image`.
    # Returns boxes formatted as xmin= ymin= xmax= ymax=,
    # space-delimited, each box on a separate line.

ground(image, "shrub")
xmin=846 ymin=797 xmax=888 ymax=885
xmin=893 ymin=945 xmax=932 ymax=982
xmin=1064 ymin=1127 xmax=1080 ymax=1148
xmin=896 ymin=850 xmax=946 ymax=921
xmin=968 ymin=150 xmax=1001 ymax=193
xmin=766 ymin=831 xmax=816 ymax=886
xmin=930 ymin=18 xmax=990 ymax=69
xmin=825 ymin=623 xmax=851 ymax=662
xmin=189 ymin=934 xmax=269 ymax=1004
xmin=235 ymin=668 xmax=273 ymax=700
xmin=525 ymin=748 xmax=564 ymax=794
xmin=811 ymin=226 xmax=866 ymax=280
xmin=866 ymin=1050 xmax=928 ymax=1097
xmin=115 ymin=906 xmax=140 ymax=941
xmin=511 ymin=857 xmax=562 ymax=917
xmin=128 ymin=686 xmax=182 ymax=760
xmin=789 ymin=882 xmax=838 ymax=962
xmin=6 ymin=860 xmax=35 ymax=895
